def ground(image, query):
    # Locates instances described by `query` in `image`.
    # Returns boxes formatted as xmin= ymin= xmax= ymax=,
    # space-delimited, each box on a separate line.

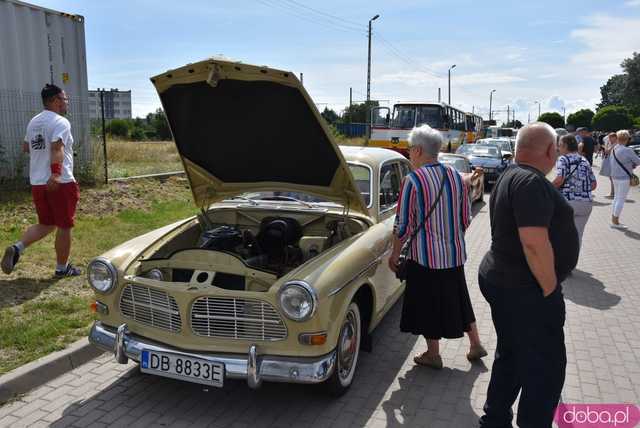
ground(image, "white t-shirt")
xmin=24 ymin=110 xmax=75 ymax=185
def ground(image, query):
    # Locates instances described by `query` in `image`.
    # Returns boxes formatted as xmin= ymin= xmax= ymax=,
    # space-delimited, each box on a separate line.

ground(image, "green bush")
xmin=538 ymin=112 xmax=565 ymax=129
xmin=592 ymin=105 xmax=634 ymax=131
xmin=107 ymin=119 xmax=130 ymax=138
xmin=566 ymin=109 xmax=595 ymax=129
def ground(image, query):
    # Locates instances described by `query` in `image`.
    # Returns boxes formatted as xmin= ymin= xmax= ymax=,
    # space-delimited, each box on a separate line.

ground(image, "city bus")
xmin=465 ymin=112 xmax=484 ymax=144
xmin=369 ymin=102 xmax=481 ymax=157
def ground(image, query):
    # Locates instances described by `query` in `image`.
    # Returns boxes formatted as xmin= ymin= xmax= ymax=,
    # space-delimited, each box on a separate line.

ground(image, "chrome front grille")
xmin=119 ymin=284 xmax=181 ymax=332
xmin=191 ymin=297 xmax=287 ymax=341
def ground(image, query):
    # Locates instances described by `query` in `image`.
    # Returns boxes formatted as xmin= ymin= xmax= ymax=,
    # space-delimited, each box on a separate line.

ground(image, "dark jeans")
xmin=478 ymin=275 xmax=567 ymax=428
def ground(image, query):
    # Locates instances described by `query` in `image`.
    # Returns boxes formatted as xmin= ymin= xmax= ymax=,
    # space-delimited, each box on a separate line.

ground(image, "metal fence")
xmin=336 ymin=122 xmax=369 ymax=138
xmin=0 ymin=89 xmax=92 ymax=180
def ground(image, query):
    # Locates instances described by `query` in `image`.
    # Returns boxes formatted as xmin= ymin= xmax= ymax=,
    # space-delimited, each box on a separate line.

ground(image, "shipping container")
xmin=0 ymin=0 xmax=91 ymax=180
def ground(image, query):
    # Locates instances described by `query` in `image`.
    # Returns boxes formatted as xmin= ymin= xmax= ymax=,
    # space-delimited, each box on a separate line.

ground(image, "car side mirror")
xmin=502 ymin=153 xmax=513 ymax=161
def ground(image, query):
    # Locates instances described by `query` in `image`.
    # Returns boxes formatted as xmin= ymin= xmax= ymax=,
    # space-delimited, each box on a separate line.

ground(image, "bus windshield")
xmin=391 ymin=105 xmax=416 ymax=129
xmin=416 ymin=105 xmax=443 ymax=129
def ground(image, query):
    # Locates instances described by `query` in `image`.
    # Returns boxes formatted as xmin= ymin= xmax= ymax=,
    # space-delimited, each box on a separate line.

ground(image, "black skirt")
xmin=400 ymin=260 xmax=476 ymax=340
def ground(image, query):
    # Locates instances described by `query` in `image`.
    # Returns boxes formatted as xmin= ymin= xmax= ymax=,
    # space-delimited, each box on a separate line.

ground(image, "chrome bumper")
xmin=89 ymin=321 xmax=336 ymax=388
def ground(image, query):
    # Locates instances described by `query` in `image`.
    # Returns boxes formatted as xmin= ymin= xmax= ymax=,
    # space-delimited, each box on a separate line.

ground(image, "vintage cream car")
xmin=87 ymin=58 xmax=410 ymax=395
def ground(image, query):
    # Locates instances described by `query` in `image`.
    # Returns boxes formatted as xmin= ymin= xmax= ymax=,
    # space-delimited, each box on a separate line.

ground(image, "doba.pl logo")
xmin=554 ymin=403 xmax=640 ymax=427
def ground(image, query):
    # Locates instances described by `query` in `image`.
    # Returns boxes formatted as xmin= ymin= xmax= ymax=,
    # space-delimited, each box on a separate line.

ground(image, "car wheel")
xmin=324 ymin=302 xmax=362 ymax=396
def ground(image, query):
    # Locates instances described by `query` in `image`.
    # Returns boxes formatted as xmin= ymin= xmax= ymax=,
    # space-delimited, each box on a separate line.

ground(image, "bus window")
xmin=391 ymin=105 xmax=416 ymax=129
xmin=416 ymin=105 xmax=444 ymax=129
xmin=371 ymin=107 xmax=390 ymax=127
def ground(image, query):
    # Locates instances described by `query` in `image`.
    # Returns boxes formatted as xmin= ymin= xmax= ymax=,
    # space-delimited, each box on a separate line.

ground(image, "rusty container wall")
xmin=0 ymin=0 xmax=91 ymax=180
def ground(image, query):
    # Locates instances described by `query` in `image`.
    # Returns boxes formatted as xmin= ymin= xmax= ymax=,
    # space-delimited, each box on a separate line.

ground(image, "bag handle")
xmin=560 ymin=155 xmax=580 ymax=187
xmin=400 ymin=165 xmax=448 ymax=255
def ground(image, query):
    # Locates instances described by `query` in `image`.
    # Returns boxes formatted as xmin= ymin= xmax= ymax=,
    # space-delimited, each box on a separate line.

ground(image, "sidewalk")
xmin=0 ymin=169 xmax=638 ymax=427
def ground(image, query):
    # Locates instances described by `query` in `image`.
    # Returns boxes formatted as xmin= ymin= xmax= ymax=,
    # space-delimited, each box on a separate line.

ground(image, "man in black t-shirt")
xmin=478 ymin=122 xmax=579 ymax=428
xmin=577 ymin=127 xmax=595 ymax=165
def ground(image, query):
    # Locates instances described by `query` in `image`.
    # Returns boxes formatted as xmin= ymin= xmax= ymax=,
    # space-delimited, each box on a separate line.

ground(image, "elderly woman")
xmin=599 ymin=132 xmax=618 ymax=198
xmin=389 ymin=124 xmax=486 ymax=369
xmin=552 ymin=134 xmax=597 ymax=248
xmin=610 ymin=130 xmax=640 ymax=229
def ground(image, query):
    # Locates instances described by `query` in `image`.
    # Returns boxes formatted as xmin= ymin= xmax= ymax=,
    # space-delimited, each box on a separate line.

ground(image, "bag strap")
xmin=612 ymin=147 xmax=633 ymax=178
xmin=402 ymin=165 xmax=448 ymax=251
xmin=560 ymin=155 xmax=580 ymax=187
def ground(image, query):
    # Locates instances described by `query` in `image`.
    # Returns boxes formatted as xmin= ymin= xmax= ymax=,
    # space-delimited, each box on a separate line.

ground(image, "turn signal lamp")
xmin=299 ymin=332 xmax=327 ymax=346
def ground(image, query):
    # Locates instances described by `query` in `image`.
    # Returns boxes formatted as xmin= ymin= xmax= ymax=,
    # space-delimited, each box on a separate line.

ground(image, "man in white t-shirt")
xmin=2 ymin=84 xmax=81 ymax=277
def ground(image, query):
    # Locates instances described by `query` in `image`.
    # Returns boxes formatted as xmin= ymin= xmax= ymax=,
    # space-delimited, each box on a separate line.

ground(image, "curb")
xmin=0 ymin=338 xmax=104 ymax=404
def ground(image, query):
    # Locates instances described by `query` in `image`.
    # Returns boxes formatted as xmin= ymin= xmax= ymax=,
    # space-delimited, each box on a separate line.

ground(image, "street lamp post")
xmin=489 ymin=89 xmax=496 ymax=121
xmin=366 ymin=14 xmax=380 ymax=104
xmin=534 ymin=100 xmax=540 ymax=120
xmin=448 ymin=64 xmax=456 ymax=105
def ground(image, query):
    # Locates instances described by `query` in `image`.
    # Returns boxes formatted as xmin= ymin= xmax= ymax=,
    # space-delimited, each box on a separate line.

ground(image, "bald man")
xmin=478 ymin=123 xmax=579 ymax=428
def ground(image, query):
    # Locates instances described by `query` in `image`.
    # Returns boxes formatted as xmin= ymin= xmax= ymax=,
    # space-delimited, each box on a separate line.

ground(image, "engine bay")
xmin=136 ymin=209 xmax=369 ymax=290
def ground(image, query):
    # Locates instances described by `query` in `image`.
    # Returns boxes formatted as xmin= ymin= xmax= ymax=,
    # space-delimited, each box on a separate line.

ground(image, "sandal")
xmin=413 ymin=352 xmax=443 ymax=369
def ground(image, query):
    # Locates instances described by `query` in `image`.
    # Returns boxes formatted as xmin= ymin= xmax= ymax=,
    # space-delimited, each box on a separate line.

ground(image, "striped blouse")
xmin=393 ymin=163 xmax=471 ymax=269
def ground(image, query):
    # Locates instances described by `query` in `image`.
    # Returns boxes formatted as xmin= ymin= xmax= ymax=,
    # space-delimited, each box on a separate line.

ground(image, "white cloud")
xmin=625 ymin=0 xmax=640 ymax=6
xmin=570 ymin=14 xmax=640 ymax=78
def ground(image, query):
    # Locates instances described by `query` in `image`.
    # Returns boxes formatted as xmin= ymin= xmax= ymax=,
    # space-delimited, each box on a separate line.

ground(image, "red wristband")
xmin=50 ymin=163 xmax=62 ymax=175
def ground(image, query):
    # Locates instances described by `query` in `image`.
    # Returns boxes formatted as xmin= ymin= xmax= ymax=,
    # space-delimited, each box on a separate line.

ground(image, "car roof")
xmin=340 ymin=146 xmax=407 ymax=167
xmin=439 ymin=153 xmax=468 ymax=160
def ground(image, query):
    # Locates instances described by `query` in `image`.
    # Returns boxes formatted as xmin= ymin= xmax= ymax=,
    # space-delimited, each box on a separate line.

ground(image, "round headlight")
xmin=87 ymin=258 xmax=117 ymax=293
xmin=278 ymin=281 xmax=317 ymax=321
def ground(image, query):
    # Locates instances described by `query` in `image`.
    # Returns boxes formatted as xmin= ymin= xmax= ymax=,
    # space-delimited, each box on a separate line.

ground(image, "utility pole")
xmin=366 ymin=14 xmax=380 ymax=103
xmin=507 ymin=105 xmax=510 ymax=125
xmin=472 ymin=105 xmax=474 ymax=114
xmin=438 ymin=88 xmax=441 ymax=103
xmin=448 ymin=64 xmax=456 ymax=105
xmin=300 ymin=73 xmax=303 ymax=86
xmin=489 ymin=89 xmax=496 ymax=121
xmin=349 ymin=87 xmax=353 ymax=124
xmin=563 ymin=107 xmax=566 ymax=124
xmin=99 ymin=88 xmax=108 ymax=184
xmin=538 ymin=102 xmax=541 ymax=119
xmin=528 ymin=111 xmax=531 ymax=124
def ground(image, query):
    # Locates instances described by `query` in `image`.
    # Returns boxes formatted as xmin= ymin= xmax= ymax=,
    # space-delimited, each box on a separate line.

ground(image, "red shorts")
xmin=31 ymin=182 xmax=80 ymax=229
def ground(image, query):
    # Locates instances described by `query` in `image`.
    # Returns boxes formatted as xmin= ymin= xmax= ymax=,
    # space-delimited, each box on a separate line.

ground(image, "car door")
xmin=369 ymin=160 xmax=407 ymax=318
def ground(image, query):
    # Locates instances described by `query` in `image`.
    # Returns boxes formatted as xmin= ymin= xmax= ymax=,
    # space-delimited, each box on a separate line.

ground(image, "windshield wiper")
xmin=257 ymin=195 xmax=315 ymax=208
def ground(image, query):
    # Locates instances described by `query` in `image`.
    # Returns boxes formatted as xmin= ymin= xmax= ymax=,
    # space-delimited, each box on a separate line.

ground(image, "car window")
xmin=469 ymin=146 xmax=500 ymax=158
xmin=379 ymin=162 xmax=402 ymax=212
xmin=348 ymin=163 xmax=371 ymax=207
xmin=440 ymin=156 xmax=470 ymax=173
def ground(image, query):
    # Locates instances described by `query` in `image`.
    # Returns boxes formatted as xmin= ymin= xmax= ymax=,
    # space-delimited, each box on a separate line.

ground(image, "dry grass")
xmin=103 ymin=140 xmax=183 ymax=178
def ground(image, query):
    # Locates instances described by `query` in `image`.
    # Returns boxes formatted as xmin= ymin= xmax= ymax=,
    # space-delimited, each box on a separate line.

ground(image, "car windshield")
xmin=439 ymin=156 xmax=469 ymax=172
xmin=234 ymin=163 xmax=371 ymax=207
xmin=456 ymin=145 xmax=473 ymax=154
xmin=391 ymin=105 xmax=416 ymax=129
xmin=416 ymin=105 xmax=444 ymax=129
xmin=469 ymin=146 xmax=500 ymax=158
xmin=478 ymin=140 xmax=511 ymax=152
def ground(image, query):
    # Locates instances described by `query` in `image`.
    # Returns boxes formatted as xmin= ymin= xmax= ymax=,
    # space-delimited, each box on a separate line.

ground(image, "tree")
xmin=598 ymin=74 xmax=627 ymax=109
xmin=342 ymin=100 xmax=379 ymax=124
xmin=503 ymin=120 xmax=523 ymax=128
xmin=591 ymin=105 xmax=634 ymax=131
xmin=538 ymin=112 xmax=565 ymax=129
xmin=108 ymin=119 xmax=130 ymax=138
xmin=621 ymin=52 xmax=640 ymax=115
xmin=146 ymin=109 xmax=172 ymax=140
xmin=320 ymin=107 xmax=339 ymax=125
xmin=566 ymin=109 xmax=595 ymax=129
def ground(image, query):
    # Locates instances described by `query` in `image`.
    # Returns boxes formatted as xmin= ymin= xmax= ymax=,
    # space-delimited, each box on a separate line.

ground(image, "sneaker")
xmin=467 ymin=345 xmax=488 ymax=362
xmin=610 ymin=223 xmax=627 ymax=230
xmin=1 ymin=245 xmax=20 ymax=274
xmin=414 ymin=352 xmax=443 ymax=370
xmin=54 ymin=263 xmax=82 ymax=277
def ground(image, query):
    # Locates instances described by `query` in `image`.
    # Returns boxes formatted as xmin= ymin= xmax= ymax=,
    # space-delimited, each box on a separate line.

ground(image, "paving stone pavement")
xmin=1 ymin=167 xmax=639 ymax=428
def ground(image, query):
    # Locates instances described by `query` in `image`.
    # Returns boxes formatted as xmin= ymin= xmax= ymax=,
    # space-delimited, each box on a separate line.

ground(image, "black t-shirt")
xmin=582 ymin=136 xmax=595 ymax=163
xmin=479 ymin=164 xmax=579 ymax=287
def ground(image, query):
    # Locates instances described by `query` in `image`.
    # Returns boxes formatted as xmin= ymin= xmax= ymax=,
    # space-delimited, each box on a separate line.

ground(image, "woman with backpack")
xmin=552 ymin=134 xmax=597 ymax=249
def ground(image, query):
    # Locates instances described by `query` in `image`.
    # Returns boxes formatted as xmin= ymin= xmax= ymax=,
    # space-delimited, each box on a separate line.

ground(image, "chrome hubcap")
xmin=338 ymin=310 xmax=358 ymax=381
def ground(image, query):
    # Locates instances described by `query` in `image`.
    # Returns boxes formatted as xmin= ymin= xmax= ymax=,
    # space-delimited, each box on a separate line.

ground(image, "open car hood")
xmin=151 ymin=58 xmax=369 ymax=216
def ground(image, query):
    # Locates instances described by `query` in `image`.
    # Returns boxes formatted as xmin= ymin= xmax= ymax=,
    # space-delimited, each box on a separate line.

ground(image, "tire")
xmin=324 ymin=302 xmax=362 ymax=396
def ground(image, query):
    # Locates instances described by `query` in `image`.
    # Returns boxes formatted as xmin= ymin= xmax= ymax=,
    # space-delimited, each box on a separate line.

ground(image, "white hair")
xmin=515 ymin=122 xmax=556 ymax=152
xmin=408 ymin=124 xmax=443 ymax=156
xmin=616 ymin=130 xmax=631 ymax=142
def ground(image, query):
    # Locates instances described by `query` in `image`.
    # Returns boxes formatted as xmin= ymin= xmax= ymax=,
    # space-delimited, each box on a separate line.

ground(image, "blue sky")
xmin=35 ymin=0 xmax=640 ymax=123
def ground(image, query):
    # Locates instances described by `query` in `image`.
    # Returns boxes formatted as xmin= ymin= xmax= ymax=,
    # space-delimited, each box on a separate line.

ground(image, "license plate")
xmin=140 ymin=350 xmax=224 ymax=387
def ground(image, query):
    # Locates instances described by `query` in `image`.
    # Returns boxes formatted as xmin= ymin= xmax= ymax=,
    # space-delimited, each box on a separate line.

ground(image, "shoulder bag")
xmin=612 ymin=147 xmax=640 ymax=187
xmin=395 ymin=165 xmax=449 ymax=281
